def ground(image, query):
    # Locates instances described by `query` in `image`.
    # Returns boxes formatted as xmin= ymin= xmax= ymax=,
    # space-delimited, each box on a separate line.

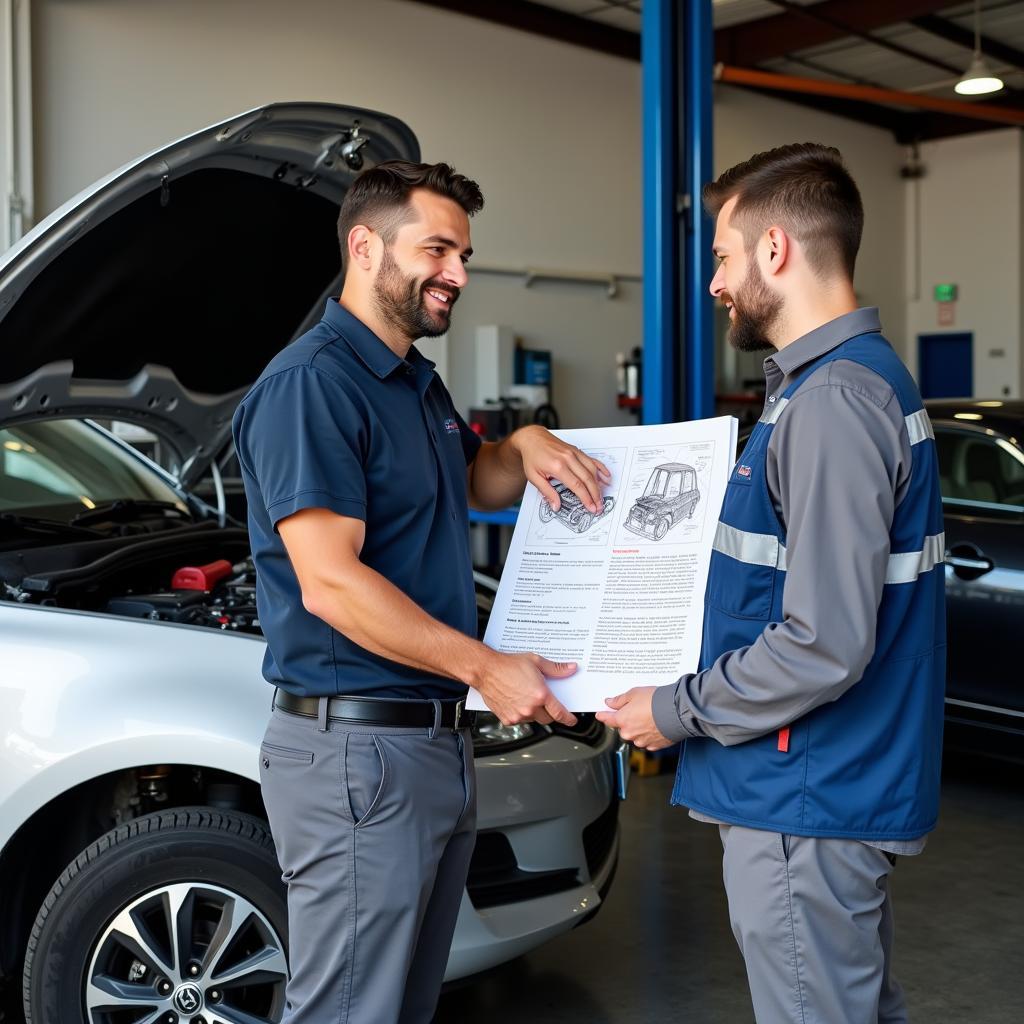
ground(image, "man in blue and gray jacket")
xmin=599 ymin=143 xmax=945 ymax=1024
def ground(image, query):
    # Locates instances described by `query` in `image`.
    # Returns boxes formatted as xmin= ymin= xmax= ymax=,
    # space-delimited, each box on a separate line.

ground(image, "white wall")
xmin=31 ymin=0 xmax=644 ymax=426
xmin=29 ymin=1 xmax=949 ymax=418
xmin=713 ymin=85 xmax=907 ymax=388
xmin=904 ymin=128 xmax=1023 ymax=398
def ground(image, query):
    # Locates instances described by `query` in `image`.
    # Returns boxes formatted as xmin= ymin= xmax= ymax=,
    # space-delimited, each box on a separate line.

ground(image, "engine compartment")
xmin=0 ymin=523 xmax=262 ymax=635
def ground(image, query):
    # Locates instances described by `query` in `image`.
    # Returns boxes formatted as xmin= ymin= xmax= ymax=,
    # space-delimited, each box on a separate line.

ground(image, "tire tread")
xmin=22 ymin=807 xmax=275 ymax=1024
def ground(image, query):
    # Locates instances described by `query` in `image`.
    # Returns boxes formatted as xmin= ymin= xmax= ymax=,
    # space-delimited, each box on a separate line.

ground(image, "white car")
xmin=0 ymin=104 xmax=621 ymax=1024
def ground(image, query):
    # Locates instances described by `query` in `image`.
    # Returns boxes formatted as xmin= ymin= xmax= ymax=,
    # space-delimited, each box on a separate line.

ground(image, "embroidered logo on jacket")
xmin=443 ymin=417 xmax=461 ymax=435
xmin=737 ymin=464 xmax=752 ymax=478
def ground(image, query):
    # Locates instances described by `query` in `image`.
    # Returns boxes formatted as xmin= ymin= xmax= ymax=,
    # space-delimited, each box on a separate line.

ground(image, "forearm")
xmin=652 ymin=611 xmax=878 ymax=745
xmin=303 ymin=558 xmax=492 ymax=687
xmin=653 ymin=380 xmax=901 ymax=746
xmin=467 ymin=429 xmax=535 ymax=509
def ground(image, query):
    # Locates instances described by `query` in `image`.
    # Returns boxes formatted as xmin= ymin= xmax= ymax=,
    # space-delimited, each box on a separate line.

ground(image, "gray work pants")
xmin=259 ymin=701 xmax=476 ymax=1024
xmin=720 ymin=824 xmax=907 ymax=1024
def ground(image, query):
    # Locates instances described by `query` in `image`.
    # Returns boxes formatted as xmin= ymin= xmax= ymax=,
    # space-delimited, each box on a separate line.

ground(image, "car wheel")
xmin=23 ymin=808 xmax=288 ymax=1024
xmin=575 ymin=512 xmax=594 ymax=534
xmin=538 ymin=501 xmax=555 ymax=523
xmin=654 ymin=517 xmax=669 ymax=540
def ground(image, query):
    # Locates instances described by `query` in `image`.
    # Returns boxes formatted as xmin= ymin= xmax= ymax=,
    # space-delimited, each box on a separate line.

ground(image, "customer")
xmin=233 ymin=160 xmax=609 ymax=1024
xmin=599 ymin=143 xmax=945 ymax=1024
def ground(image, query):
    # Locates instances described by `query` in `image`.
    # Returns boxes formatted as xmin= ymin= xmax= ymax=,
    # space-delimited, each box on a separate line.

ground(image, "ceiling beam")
xmin=715 ymin=0 xmax=954 ymax=66
xmin=404 ymin=0 xmax=640 ymax=62
xmin=910 ymin=13 xmax=1024 ymax=73
xmin=761 ymin=0 xmax=960 ymax=75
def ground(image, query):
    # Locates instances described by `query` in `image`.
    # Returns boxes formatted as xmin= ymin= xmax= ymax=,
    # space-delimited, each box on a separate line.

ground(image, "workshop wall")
xmin=31 ymin=0 xmax=940 ymax=420
xmin=712 ymin=85 xmax=907 ymax=392
xmin=904 ymin=128 xmax=1023 ymax=399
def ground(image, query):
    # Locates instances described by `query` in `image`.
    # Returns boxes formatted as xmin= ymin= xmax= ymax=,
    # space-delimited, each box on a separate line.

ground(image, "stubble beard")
xmin=372 ymin=247 xmax=457 ymax=341
xmin=727 ymin=259 xmax=783 ymax=353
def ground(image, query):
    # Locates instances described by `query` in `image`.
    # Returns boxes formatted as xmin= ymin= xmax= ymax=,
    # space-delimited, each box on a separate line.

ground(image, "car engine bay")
xmin=0 ymin=521 xmax=262 ymax=634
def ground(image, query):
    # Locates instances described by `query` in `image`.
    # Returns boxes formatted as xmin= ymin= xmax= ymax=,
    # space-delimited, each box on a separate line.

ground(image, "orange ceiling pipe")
xmin=715 ymin=63 xmax=1024 ymax=127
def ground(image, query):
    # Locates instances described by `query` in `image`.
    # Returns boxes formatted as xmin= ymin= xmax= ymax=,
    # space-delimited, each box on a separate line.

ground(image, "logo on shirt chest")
xmin=443 ymin=417 xmax=461 ymax=436
xmin=737 ymin=464 xmax=752 ymax=478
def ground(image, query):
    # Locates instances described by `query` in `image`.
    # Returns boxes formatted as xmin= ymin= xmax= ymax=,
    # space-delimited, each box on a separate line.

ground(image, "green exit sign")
xmin=934 ymin=283 xmax=958 ymax=302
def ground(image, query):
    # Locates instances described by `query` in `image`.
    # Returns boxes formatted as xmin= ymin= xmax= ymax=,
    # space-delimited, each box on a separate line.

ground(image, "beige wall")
xmin=713 ymin=85 xmax=907 ymax=389
xmin=30 ymin=0 xmax=934 ymax=420
xmin=904 ymin=128 xmax=1023 ymax=399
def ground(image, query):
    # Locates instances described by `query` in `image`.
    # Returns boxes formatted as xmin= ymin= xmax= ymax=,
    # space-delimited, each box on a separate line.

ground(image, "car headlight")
xmin=470 ymin=713 xmax=545 ymax=753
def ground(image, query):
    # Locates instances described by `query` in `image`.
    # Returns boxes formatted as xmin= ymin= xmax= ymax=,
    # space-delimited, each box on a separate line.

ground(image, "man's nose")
xmin=443 ymin=256 xmax=469 ymax=289
xmin=709 ymin=263 xmax=725 ymax=299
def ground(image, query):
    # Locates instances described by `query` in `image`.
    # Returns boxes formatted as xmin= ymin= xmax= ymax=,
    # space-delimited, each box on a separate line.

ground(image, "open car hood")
xmin=0 ymin=102 xmax=418 ymax=487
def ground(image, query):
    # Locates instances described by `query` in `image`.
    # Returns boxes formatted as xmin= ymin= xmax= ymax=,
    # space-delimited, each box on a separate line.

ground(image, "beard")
xmin=371 ymin=247 xmax=459 ymax=340
xmin=725 ymin=259 xmax=782 ymax=353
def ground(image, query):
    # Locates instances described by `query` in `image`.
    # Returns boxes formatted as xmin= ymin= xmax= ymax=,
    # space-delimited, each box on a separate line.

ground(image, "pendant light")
xmin=955 ymin=0 xmax=1004 ymax=95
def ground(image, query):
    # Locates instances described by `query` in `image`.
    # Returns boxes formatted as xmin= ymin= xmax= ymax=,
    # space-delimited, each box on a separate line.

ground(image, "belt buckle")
xmin=453 ymin=698 xmax=465 ymax=731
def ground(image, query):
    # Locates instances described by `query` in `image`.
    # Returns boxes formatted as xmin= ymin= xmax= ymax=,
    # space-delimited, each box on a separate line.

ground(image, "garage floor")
xmin=436 ymin=752 xmax=1024 ymax=1023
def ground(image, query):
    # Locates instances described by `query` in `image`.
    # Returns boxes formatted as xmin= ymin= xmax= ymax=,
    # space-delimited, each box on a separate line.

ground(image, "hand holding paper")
xmin=472 ymin=649 xmax=579 ymax=727
xmin=513 ymin=424 xmax=612 ymax=515
xmin=597 ymin=687 xmax=673 ymax=751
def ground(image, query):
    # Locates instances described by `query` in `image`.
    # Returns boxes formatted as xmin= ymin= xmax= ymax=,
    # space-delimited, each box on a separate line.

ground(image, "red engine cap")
xmin=172 ymin=559 xmax=234 ymax=592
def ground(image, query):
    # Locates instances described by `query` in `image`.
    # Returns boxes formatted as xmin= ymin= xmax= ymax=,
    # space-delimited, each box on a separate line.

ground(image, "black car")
xmin=737 ymin=399 xmax=1024 ymax=761
xmin=927 ymin=399 xmax=1024 ymax=761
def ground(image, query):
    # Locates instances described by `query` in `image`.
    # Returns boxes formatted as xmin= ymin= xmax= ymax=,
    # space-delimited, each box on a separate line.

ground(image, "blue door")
xmin=918 ymin=332 xmax=973 ymax=398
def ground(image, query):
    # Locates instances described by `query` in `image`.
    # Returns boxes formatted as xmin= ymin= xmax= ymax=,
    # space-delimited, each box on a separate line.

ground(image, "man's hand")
xmin=596 ymin=687 xmax=674 ymax=750
xmin=512 ymin=425 xmax=612 ymax=515
xmin=473 ymin=650 xmax=579 ymax=727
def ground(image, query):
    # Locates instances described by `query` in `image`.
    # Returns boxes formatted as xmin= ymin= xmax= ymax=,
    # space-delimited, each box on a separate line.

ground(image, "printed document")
xmin=468 ymin=417 xmax=738 ymax=712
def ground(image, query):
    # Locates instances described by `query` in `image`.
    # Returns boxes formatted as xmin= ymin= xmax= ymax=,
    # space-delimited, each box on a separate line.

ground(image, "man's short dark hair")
xmin=337 ymin=160 xmax=484 ymax=276
xmin=703 ymin=143 xmax=863 ymax=280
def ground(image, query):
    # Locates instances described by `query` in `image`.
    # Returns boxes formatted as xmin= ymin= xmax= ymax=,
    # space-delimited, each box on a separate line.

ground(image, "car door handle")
xmin=945 ymin=543 xmax=995 ymax=581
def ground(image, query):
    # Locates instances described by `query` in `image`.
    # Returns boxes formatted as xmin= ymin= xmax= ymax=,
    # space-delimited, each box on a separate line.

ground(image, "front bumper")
xmin=445 ymin=728 xmax=620 ymax=980
xmin=623 ymin=510 xmax=660 ymax=538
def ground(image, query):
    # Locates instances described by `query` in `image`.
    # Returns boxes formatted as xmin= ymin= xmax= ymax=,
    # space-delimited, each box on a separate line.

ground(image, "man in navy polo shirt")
xmin=232 ymin=161 xmax=610 ymax=1024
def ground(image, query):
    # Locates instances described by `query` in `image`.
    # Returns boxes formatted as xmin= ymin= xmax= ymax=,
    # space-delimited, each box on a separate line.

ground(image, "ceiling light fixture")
xmin=955 ymin=0 xmax=1004 ymax=95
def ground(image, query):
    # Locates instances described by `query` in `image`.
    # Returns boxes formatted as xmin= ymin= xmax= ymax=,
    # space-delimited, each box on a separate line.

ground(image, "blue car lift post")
xmin=635 ymin=0 xmax=714 ymax=774
xmin=643 ymin=0 xmax=715 ymax=425
xmin=471 ymin=1 xmax=714 ymax=560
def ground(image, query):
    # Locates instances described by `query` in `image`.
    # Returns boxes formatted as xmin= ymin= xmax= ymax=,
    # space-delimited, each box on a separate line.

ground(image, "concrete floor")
xmin=436 ymin=752 xmax=1024 ymax=1023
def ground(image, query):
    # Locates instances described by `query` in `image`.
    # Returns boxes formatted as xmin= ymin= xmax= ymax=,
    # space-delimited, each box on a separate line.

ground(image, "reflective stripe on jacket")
xmin=674 ymin=332 xmax=946 ymax=840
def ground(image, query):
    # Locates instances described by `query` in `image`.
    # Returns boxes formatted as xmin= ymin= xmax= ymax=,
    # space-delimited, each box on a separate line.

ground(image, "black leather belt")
xmin=274 ymin=689 xmax=471 ymax=730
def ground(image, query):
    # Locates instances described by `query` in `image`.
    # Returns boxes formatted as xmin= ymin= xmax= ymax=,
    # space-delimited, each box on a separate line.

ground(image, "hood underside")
xmin=0 ymin=103 xmax=419 ymax=484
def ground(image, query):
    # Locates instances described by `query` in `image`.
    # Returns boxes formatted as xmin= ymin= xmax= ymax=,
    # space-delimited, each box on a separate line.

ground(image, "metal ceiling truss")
xmin=410 ymin=0 xmax=1024 ymax=142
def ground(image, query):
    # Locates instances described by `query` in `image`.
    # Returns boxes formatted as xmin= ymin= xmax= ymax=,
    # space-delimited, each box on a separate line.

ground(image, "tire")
xmin=654 ymin=517 xmax=670 ymax=540
xmin=23 ymin=807 xmax=288 ymax=1024
xmin=575 ymin=512 xmax=594 ymax=534
xmin=538 ymin=501 xmax=555 ymax=523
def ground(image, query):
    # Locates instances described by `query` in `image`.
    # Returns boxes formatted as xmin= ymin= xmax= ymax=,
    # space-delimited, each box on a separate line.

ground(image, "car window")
xmin=665 ymin=473 xmax=682 ymax=499
xmin=934 ymin=426 xmax=1024 ymax=511
xmin=645 ymin=469 xmax=668 ymax=498
xmin=0 ymin=419 xmax=185 ymax=515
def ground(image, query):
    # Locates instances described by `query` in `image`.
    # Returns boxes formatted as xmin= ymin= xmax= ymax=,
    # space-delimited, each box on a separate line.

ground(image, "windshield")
xmin=0 ymin=420 xmax=186 ymax=517
xmin=644 ymin=468 xmax=682 ymax=499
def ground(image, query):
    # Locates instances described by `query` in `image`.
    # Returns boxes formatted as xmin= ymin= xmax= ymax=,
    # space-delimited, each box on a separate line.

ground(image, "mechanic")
xmin=598 ymin=143 xmax=945 ymax=1024
xmin=232 ymin=161 xmax=610 ymax=1024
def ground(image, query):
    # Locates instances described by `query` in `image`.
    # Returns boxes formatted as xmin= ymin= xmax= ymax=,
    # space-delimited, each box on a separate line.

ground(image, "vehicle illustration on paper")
xmin=539 ymin=482 xmax=616 ymax=534
xmin=623 ymin=462 xmax=700 ymax=540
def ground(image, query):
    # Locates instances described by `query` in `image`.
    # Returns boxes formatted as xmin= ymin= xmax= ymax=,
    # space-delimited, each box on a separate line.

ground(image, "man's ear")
xmin=347 ymin=225 xmax=375 ymax=272
xmin=763 ymin=225 xmax=789 ymax=277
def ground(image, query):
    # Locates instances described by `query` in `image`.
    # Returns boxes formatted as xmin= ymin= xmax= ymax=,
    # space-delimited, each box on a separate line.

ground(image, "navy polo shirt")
xmin=232 ymin=299 xmax=482 ymax=699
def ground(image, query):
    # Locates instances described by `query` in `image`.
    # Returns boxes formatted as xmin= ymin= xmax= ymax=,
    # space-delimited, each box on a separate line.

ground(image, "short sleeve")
xmin=454 ymin=407 xmax=483 ymax=466
xmin=233 ymin=366 xmax=367 ymax=529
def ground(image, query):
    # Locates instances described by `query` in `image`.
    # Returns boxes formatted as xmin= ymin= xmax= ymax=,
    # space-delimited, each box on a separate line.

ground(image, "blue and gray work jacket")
xmin=653 ymin=309 xmax=946 ymax=842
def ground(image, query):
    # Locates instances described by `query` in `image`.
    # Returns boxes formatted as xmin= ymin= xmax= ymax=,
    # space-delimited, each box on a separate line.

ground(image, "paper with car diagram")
xmin=467 ymin=416 xmax=738 ymax=712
